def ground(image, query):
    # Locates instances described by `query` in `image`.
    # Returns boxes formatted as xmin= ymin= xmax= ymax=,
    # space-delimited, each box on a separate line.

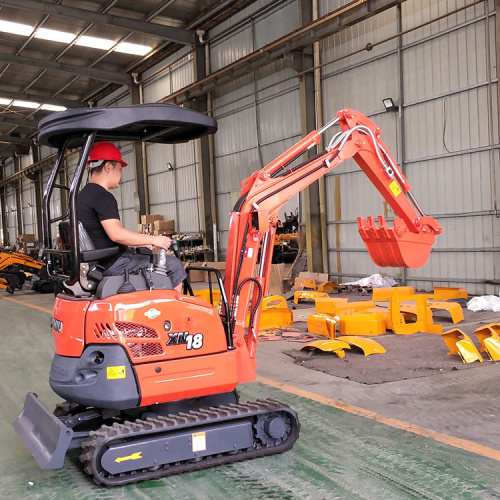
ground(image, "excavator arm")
xmin=223 ymin=109 xmax=442 ymax=359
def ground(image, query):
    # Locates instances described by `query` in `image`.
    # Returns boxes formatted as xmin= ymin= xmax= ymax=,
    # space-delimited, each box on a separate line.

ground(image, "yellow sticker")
xmin=389 ymin=180 xmax=402 ymax=197
xmin=192 ymin=431 xmax=206 ymax=452
xmin=107 ymin=366 xmax=126 ymax=379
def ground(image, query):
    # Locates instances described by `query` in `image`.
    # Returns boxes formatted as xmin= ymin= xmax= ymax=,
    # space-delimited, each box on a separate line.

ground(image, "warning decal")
xmin=107 ymin=366 xmax=126 ymax=379
xmin=192 ymin=431 xmax=207 ymax=452
xmin=389 ymin=180 xmax=402 ymax=197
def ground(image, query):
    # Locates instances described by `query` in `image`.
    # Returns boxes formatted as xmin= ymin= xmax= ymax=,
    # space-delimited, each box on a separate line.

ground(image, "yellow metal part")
xmin=474 ymin=324 xmax=500 ymax=361
xmin=336 ymin=336 xmax=386 ymax=355
xmin=372 ymin=286 xmax=414 ymax=302
xmin=433 ymin=287 xmax=468 ymax=301
xmin=317 ymin=281 xmax=339 ymax=293
xmin=315 ymin=298 xmax=372 ymax=316
xmin=300 ymin=339 xmax=351 ymax=358
xmin=390 ymin=290 xmax=442 ymax=334
xmin=294 ymin=291 xmax=329 ymax=304
xmin=262 ymin=295 xmax=287 ymax=310
xmin=246 ymin=308 xmax=293 ymax=331
xmin=307 ymin=313 xmax=339 ymax=339
xmin=399 ymin=300 xmax=464 ymax=324
xmin=192 ymin=289 xmax=221 ymax=307
xmin=441 ymin=328 xmax=483 ymax=363
xmin=339 ymin=312 xmax=386 ymax=336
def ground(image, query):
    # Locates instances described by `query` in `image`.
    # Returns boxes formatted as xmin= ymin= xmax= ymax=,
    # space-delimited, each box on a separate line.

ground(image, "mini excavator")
xmin=13 ymin=104 xmax=442 ymax=486
xmin=0 ymin=249 xmax=46 ymax=294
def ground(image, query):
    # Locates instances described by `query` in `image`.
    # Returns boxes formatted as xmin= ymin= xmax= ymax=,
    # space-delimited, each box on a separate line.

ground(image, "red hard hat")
xmin=88 ymin=141 xmax=127 ymax=167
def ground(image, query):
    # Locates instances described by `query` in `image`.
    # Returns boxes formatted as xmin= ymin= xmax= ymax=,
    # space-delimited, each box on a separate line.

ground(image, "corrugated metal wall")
xmin=319 ymin=0 xmax=498 ymax=294
xmin=211 ymin=0 xmax=301 ymax=258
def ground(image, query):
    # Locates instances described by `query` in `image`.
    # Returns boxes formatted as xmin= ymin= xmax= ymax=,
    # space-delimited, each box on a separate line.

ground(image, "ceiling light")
xmin=0 ymin=20 xmax=33 ymax=37
xmin=0 ymin=98 xmax=12 ymax=105
xmin=41 ymin=104 xmax=67 ymax=111
xmin=12 ymin=100 xmax=40 ymax=109
xmin=76 ymin=35 xmax=115 ymax=50
xmin=115 ymin=42 xmax=152 ymax=56
xmin=383 ymin=98 xmax=399 ymax=112
xmin=34 ymin=27 xmax=76 ymax=44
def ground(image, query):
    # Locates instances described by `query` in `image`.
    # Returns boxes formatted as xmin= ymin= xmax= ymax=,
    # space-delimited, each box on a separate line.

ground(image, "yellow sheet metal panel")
xmin=336 ymin=336 xmax=386 ymax=356
xmin=300 ymin=339 xmax=350 ymax=357
xmin=441 ymin=328 xmax=483 ymax=363
xmin=432 ymin=287 xmax=468 ymax=300
xmin=372 ymin=286 xmax=414 ymax=302
xmin=390 ymin=290 xmax=442 ymax=334
xmin=315 ymin=298 xmax=371 ymax=315
xmin=294 ymin=291 xmax=329 ymax=304
xmin=339 ymin=313 xmax=386 ymax=336
xmin=246 ymin=308 xmax=293 ymax=331
xmin=307 ymin=313 xmax=339 ymax=339
xmin=262 ymin=295 xmax=287 ymax=310
xmin=474 ymin=324 xmax=500 ymax=360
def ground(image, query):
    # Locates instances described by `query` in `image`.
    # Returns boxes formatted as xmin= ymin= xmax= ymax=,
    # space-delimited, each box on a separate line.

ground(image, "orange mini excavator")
xmin=0 ymin=250 xmax=46 ymax=294
xmin=13 ymin=104 xmax=441 ymax=486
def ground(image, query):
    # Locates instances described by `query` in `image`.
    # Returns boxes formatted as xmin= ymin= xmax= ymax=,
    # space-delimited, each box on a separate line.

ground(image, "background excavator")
xmin=0 ymin=249 xmax=47 ymax=294
xmin=13 ymin=104 xmax=441 ymax=486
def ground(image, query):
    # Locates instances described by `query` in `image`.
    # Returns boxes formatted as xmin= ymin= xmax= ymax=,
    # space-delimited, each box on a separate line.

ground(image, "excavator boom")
xmin=224 ymin=109 xmax=442 ymax=358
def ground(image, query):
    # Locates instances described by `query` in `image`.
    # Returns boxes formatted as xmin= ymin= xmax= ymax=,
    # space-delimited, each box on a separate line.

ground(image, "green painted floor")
xmin=2 ymin=297 xmax=500 ymax=499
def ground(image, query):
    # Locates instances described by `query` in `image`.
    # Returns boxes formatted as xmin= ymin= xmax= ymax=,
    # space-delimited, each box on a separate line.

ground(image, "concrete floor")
xmin=1 ymin=288 xmax=500 ymax=499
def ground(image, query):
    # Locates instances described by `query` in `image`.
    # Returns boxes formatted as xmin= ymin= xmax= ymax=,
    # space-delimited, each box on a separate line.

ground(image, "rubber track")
xmin=80 ymin=398 xmax=300 ymax=486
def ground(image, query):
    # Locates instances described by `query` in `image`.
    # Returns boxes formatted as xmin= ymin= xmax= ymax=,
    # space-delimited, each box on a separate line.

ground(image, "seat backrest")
xmin=58 ymin=221 xmax=96 ymax=274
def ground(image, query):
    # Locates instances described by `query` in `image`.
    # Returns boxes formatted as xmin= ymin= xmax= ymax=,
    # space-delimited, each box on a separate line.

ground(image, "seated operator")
xmin=76 ymin=141 xmax=186 ymax=292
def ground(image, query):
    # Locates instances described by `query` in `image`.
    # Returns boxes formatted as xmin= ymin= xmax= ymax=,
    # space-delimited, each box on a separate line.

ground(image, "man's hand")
xmin=153 ymin=235 xmax=171 ymax=250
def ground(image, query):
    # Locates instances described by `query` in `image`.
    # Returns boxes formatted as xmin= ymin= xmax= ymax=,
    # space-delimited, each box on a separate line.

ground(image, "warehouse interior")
xmin=1 ymin=0 xmax=500 ymax=498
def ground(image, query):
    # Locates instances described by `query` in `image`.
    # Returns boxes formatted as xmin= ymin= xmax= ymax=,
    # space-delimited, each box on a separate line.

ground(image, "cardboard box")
xmin=205 ymin=261 xmax=225 ymax=282
xmin=267 ymin=263 xmax=287 ymax=296
xmin=153 ymin=230 xmax=173 ymax=236
xmin=141 ymin=214 xmax=162 ymax=225
xmin=154 ymin=219 xmax=174 ymax=231
xmin=184 ymin=262 xmax=207 ymax=282
xmin=17 ymin=233 xmax=36 ymax=244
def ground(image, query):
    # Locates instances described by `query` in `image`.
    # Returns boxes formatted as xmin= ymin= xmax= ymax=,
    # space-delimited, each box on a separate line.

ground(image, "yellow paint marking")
xmin=257 ymin=376 xmax=500 ymax=462
xmin=115 ymin=451 xmax=142 ymax=463
xmin=0 ymin=296 xmax=52 ymax=314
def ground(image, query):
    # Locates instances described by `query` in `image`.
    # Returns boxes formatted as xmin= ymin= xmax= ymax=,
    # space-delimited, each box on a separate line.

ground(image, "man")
xmin=76 ymin=141 xmax=186 ymax=292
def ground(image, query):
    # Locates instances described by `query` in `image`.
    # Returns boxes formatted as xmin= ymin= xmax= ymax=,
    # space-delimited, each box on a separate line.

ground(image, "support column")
xmin=14 ymin=155 xmax=23 ymax=236
xmin=191 ymin=40 xmax=215 ymax=253
xmin=0 ymin=163 xmax=7 ymax=245
xmin=298 ymin=0 xmax=325 ymax=273
xmin=32 ymin=147 xmax=43 ymax=242
xmin=130 ymin=81 xmax=148 ymax=218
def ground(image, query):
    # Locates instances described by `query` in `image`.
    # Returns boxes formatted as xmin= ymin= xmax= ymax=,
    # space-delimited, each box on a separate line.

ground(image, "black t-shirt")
xmin=76 ymin=183 xmax=127 ymax=267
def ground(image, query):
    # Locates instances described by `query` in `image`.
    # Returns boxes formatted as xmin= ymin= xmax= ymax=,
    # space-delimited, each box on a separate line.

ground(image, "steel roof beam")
xmin=0 ymin=88 xmax=81 ymax=108
xmin=0 ymin=135 xmax=33 ymax=146
xmin=2 ymin=0 xmax=194 ymax=46
xmin=162 ymin=0 xmax=405 ymax=105
xmin=0 ymin=116 xmax=38 ymax=129
xmin=0 ymin=52 xmax=130 ymax=86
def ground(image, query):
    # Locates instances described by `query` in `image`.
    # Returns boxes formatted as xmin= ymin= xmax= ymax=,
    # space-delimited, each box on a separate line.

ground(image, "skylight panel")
xmin=0 ymin=98 xmax=12 ymax=105
xmin=115 ymin=42 xmax=152 ymax=56
xmin=12 ymin=100 xmax=40 ymax=109
xmin=0 ymin=20 xmax=33 ymax=37
xmin=34 ymin=28 xmax=76 ymax=44
xmin=76 ymin=35 xmax=115 ymax=50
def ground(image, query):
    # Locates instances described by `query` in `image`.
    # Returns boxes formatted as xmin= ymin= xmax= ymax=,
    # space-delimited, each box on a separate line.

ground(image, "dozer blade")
xmin=357 ymin=215 xmax=440 ymax=268
xmin=12 ymin=393 xmax=74 ymax=469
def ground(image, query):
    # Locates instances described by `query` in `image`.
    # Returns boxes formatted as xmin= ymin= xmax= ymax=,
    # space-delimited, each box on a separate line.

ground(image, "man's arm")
xmin=101 ymin=218 xmax=171 ymax=250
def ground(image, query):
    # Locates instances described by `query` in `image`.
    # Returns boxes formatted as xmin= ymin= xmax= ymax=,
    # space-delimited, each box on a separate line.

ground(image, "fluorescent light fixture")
xmin=0 ymin=98 xmax=12 ymax=105
xmin=382 ymin=98 xmax=398 ymax=112
xmin=76 ymin=35 xmax=115 ymax=50
xmin=41 ymin=104 xmax=67 ymax=111
xmin=34 ymin=27 xmax=76 ymax=44
xmin=115 ymin=42 xmax=152 ymax=56
xmin=0 ymin=20 xmax=33 ymax=37
xmin=12 ymin=100 xmax=40 ymax=109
